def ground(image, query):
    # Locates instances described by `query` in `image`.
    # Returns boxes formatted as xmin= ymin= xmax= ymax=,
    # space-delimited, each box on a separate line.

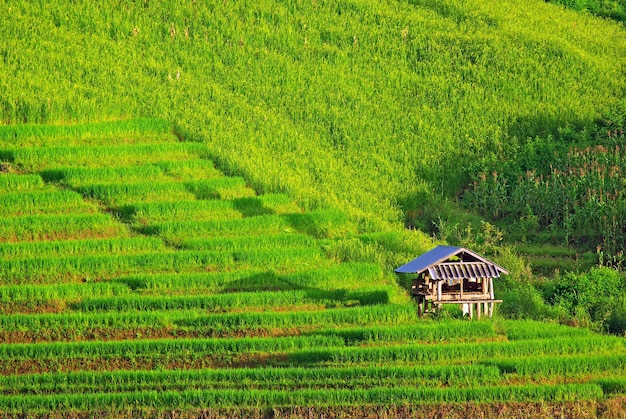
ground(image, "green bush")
xmin=545 ymin=268 xmax=625 ymax=325
xmin=606 ymin=297 xmax=626 ymax=336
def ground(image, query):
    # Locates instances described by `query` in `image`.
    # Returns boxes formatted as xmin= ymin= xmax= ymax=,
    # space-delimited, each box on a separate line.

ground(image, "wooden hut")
xmin=395 ymin=245 xmax=508 ymax=318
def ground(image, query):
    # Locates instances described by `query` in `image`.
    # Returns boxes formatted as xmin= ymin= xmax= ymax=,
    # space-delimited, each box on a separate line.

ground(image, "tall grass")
xmin=41 ymin=165 xmax=168 ymax=187
xmin=288 ymin=336 xmax=625 ymax=365
xmin=0 ymin=190 xmax=95 ymax=216
xmin=0 ymin=250 xmax=239 ymax=285
xmin=120 ymin=195 xmax=302 ymax=226
xmin=0 ymin=237 xmax=168 ymax=260
xmin=77 ymin=178 xmax=252 ymax=207
xmin=498 ymin=319 xmax=594 ymax=340
xmin=154 ymin=160 xmax=221 ymax=181
xmin=484 ymin=353 xmax=626 ymax=376
xmin=0 ymin=364 xmax=502 ymax=395
xmin=145 ymin=209 xmax=355 ymax=243
xmin=113 ymin=263 xmax=386 ymax=296
xmin=2 ymin=143 xmax=208 ymax=171
xmin=179 ymin=305 xmax=414 ymax=330
xmin=0 ymin=1 xmax=623 ymax=228
xmin=77 ymin=181 xmax=197 ymax=206
xmin=179 ymin=234 xmax=316 ymax=252
xmin=0 ymin=335 xmax=346 ymax=360
xmin=0 ymin=305 xmax=411 ymax=335
xmin=0 ymin=119 xmax=172 ymax=146
xmin=0 ymin=384 xmax=603 ymax=411
xmin=119 ymin=200 xmax=244 ymax=225
xmin=0 ymin=246 xmax=335 ymax=285
xmin=0 ymin=174 xmax=44 ymax=193
xmin=465 ymin=140 xmax=626 ymax=257
xmin=0 ymin=214 xmax=128 ymax=243
xmin=144 ymin=215 xmax=289 ymax=242
xmin=72 ymin=288 xmax=385 ymax=312
xmin=0 ymin=282 xmax=131 ymax=303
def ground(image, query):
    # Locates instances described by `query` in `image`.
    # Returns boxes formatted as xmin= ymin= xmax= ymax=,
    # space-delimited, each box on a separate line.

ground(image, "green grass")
xmin=0 ymin=174 xmax=44 ymax=193
xmin=0 ymin=384 xmax=604 ymax=411
xmin=0 ymin=214 xmax=129 ymax=243
xmin=0 ymin=0 xmax=626 ymax=413
xmin=0 ymin=190 xmax=96 ymax=217
xmin=0 ymin=282 xmax=132 ymax=303
xmin=0 ymin=237 xmax=168 ymax=260
xmin=2 ymin=143 xmax=208 ymax=171
xmin=0 ymin=364 xmax=503 ymax=395
xmin=0 ymin=119 xmax=172 ymax=146
xmin=0 ymin=1 xmax=623 ymax=227
xmin=0 ymin=335 xmax=346 ymax=361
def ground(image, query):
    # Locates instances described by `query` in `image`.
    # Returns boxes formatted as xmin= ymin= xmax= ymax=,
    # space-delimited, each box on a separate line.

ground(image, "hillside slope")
xmin=0 ymin=122 xmax=625 ymax=415
xmin=1 ymin=0 xmax=624 ymax=229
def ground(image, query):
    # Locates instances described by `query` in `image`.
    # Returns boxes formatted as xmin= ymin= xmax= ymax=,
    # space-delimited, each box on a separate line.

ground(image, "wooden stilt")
xmin=468 ymin=303 xmax=473 ymax=319
xmin=477 ymin=302 xmax=482 ymax=319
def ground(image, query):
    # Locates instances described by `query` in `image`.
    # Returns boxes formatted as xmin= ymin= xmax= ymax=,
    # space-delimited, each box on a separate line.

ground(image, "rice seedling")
xmin=0 ymin=364 xmax=503 ymax=396
xmin=178 ymin=234 xmax=315 ymax=252
xmin=0 ymin=282 xmax=131 ymax=303
xmin=76 ymin=181 xmax=197 ymax=207
xmin=483 ymin=353 xmax=626 ymax=376
xmin=154 ymin=159 xmax=221 ymax=181
xmin=0 ymin=383 xmax=604 ymax=411
xmin=5 ymin=143 xmax=208 ymax=171
xmin=0 ymin=174 xmax=44 ymax=193
xmin=177 ymin=304 xmax=415 ymax=330
xmin=288 ymin=336 xmax=625 ymax=365
xmin=0 ymin=214 xmax=128 ymax=243
xmin=0 ymin=119 xmax=172 ymax=147
xmin=0 ymin=237 xmax=168 ymax=260
xmin=0 ymin=250 xmax=239 ymax=285
xmin=0 ymin=335 xmax=346 ymax=361
xmin=41 ymin=164 xmax=168 ymax=187
xmin=0 ymin=190 xmax=95 ymax=217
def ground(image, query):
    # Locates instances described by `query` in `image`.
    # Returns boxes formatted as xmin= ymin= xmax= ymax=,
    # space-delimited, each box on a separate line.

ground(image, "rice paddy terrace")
xmin=0 ymin=121 xmax=625 ymax=417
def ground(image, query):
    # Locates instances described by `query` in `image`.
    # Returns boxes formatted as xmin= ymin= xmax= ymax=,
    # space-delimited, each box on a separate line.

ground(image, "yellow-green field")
xmin=0 ymin=123 xmax=623 ymax=416
xmin=1 ymin=0 xmax=626 ymax=416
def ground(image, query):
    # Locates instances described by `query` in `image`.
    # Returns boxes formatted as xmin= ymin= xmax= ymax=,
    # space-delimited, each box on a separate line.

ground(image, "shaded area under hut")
xmin=395 ymin=245 xmax=508 ymax=319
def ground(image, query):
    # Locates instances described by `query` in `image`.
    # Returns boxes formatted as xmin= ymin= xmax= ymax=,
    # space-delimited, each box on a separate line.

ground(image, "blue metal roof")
xmin=394 ymin=245 xmax=462 ymax=274
xmin=394 ymin=245 xmax=509 ymax=275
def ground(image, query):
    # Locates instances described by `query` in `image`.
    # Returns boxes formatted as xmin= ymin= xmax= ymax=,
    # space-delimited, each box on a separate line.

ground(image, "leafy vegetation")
xmin=0 ymin=0 xmax=625 ymax=415
xmin=547 ymin=0 xmax=626 ymax=21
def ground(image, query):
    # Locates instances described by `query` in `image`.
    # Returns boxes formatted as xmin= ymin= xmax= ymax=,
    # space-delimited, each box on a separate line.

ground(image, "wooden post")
xmin=477 ymin=302 xmax=482 ymax=319
xmin=418 ymin=300 xmax=422 ymax=317
xmin=489 ymin=277 xmax=495 ymax=318
xmin=437 ymin=280 xmax=442 ymax=302
xmin=460 ymin=279 xmax=463 ymax=300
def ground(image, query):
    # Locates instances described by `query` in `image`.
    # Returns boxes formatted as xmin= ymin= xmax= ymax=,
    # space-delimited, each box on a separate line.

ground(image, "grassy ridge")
xmin=0 ymin=0 xmax=625 ymax=413
xmin=1 ymin=1 xmax=624 ymax=227
xmin=0 ymin=384 xmax=604 ymax=411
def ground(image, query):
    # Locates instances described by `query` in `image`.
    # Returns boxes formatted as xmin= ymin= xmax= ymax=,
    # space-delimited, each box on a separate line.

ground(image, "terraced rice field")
xmin=0 ymin=121 xmax=625 ymax=416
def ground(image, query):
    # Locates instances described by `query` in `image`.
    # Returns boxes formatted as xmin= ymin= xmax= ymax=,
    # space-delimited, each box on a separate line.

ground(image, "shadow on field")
xmin=224 ymin=271 xmax=390 ymax=306
xmin=232 ymin=197 xmax=274 ymax=218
